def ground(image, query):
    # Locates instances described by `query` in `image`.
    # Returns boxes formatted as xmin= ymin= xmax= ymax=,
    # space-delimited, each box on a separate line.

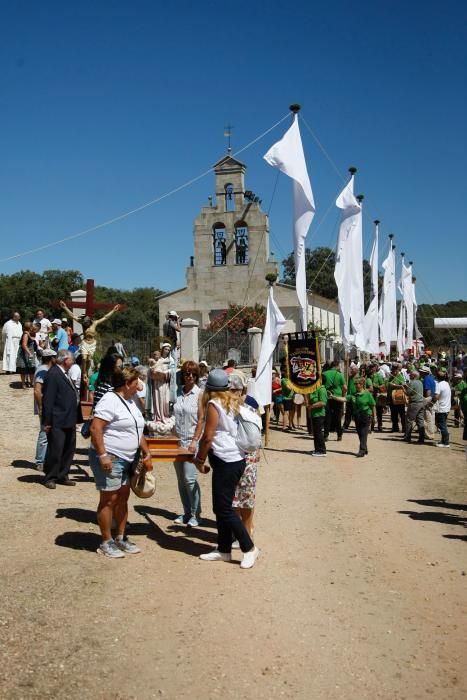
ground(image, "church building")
xmin=157 ymin=153 xmax=340 ymax=339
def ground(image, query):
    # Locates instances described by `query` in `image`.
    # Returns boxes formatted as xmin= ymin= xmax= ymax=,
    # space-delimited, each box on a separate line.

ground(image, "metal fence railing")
xmin=199 ymin=329 xmax=251 ymax=367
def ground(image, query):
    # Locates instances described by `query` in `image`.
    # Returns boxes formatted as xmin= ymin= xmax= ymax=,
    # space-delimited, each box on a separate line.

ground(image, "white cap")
xmin=52 ymin=319 xmax=62 ymax=325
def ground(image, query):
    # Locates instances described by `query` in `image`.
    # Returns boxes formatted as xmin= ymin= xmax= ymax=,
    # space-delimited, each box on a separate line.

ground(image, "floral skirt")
xmin=232 ymin=451 xmax=259 ymax=509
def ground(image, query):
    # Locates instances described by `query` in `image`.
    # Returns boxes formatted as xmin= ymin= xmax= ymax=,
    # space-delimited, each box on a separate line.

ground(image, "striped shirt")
xmin=173 ymin=384 xmax=201 ymax=447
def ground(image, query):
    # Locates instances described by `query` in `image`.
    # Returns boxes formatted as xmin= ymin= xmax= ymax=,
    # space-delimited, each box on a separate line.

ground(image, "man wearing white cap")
xmin=51 ymin=319 xmax=69 ymax=351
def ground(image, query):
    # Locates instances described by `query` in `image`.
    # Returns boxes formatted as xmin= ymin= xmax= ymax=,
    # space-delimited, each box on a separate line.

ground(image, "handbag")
xmin=130 ymin=452 xmax=156 ymax=498
xmin=114 ymin=393 xmax=156 ymax=499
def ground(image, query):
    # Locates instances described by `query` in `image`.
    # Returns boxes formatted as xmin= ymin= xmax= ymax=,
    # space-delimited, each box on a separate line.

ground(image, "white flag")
xmin=254 ymin=286 xmax=286 ymax=408
xmin=412 ymin=277 xmax=421 ymax=339
xmin=334 ymin=176 xmax=365 ymax=350
xmin=397 ymin=257 xmax=413 ymax=353
xmin=379 ymin=242 xmax=397 ymax=355
xmin=362 ymin=222 xmax=379 ymax=353
xmin=264 ymin=115 xmax=315 ymax=329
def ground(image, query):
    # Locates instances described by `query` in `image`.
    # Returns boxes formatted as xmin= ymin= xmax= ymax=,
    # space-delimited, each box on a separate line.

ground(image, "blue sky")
xmin=1 ymin=0 xmax=466 ymax=305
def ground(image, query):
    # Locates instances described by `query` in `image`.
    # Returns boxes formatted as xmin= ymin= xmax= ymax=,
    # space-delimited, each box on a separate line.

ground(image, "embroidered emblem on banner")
xmin=283 ymin=331 xmax=322 ymax=395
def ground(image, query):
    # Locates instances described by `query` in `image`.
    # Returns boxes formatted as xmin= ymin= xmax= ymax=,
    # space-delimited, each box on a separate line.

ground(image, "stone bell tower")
xmin=158 ymin=153 xmax=279 ymax=329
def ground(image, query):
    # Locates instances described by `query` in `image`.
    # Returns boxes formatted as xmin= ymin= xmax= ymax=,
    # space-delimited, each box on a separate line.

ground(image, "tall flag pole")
xmin=362 ymin=219 xmax=380 ymax=354
xmin=334 ymin=168 xmax=365 ymax=350
xmin=379 ymin=234 xmax=397 ymax=357
xmin=263 ymin=104 xmax=315 ymax=330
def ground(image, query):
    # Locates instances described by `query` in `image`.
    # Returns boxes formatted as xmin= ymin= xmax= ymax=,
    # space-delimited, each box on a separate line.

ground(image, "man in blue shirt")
xmin=51 ymin=319 xmax=69 ymax=351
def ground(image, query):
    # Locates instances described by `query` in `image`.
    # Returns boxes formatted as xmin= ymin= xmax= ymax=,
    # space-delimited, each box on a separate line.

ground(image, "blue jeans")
xmin=435 ymin=412 xmax=449 ymax=445
xmin=173 ymin=460 xmax=201 ymax=518
xmin=35 ymin=429 xmax=48 ymax=465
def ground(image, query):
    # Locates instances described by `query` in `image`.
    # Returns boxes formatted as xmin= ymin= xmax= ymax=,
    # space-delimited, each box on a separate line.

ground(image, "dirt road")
xmin=1 ymin=373 xmax=466 ymax=699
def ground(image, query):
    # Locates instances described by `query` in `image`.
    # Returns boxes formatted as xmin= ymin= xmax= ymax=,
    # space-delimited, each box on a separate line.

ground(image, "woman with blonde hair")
xmin=194 ymin=369 xmax=259 ymax=569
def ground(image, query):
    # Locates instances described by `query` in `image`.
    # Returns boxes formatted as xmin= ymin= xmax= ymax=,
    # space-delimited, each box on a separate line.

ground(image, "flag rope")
xmin=0 ymin=113 xmax=291 ymax=264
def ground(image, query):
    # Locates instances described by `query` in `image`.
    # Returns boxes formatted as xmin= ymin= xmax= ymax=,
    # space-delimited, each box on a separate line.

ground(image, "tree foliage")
xmin=207 ymin=304 xmax=266 ymax=333
xmin=417 ymin=300 xmax=467 ymax=350
xmin=0 ymin=269 xmax=164 ymax=338
xmin=281 ymin=246 xmax=381 ymax=308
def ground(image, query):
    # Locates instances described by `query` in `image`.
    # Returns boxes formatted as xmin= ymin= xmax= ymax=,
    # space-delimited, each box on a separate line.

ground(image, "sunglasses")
xmin=184 ymin=371 xmax=198 ymax=377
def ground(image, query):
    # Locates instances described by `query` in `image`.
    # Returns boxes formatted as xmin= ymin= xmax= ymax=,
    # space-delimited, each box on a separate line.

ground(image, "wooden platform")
xmin=146 ymin=436 xmax=194 ymax=463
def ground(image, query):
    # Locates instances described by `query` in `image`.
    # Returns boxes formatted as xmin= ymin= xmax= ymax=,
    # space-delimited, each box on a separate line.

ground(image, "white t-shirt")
xmin=435 ymin=380 xmax=451 ymax=413
xmin=93 ymin=391 xmax=144 ymax=462
xmin=209 ymin=399 xmax=243 ymax=462
xmin=68 ymin=364 xmax=81 ymax=392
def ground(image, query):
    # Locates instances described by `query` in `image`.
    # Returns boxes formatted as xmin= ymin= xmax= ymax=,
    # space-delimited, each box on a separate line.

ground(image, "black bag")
xmin=81 ymin=419 xmax=92 ymax=439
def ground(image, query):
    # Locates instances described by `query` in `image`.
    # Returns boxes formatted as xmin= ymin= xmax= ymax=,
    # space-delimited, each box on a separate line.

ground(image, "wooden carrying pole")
xmin=264 ymin=405 xmax=271 ymax=447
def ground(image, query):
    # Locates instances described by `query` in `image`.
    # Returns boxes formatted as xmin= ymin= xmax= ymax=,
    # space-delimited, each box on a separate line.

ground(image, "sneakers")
xmin=173 ymin=514 xmax=189 ymax=525
xmin=240 ymin=546 xmax=260 ymax=570
xmin=311 ymin=451 xmax=327 ymax=457
xmin=231 ymin=540 xmax=240 ymax=549
xmin=435 ymin=443 xmax=450 ymax=448
xmin=199 ymin=550 xmax=231 ymax=562
xmin=97 ymin=540 xmax=125 ymax=558
xmin=114 ymin=537 xmax=141 ymax=554
xmin=187 ymin=516 xmax=200 ymax=528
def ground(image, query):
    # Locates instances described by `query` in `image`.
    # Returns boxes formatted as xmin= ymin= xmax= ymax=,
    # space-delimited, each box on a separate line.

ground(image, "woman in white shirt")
xmin=90 ymin=367 xmax=153 ymax=558
xmin=194 ymin=369 xmax=259 ymax=569
xmin=172 ymin=361 xmax=204 ymax=527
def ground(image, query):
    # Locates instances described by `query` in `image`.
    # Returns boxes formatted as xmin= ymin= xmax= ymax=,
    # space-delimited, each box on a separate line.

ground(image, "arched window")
xmin=212 ymin=224 xmax=227 ymax=265
xmin=234 ymin=222 xmax=249 ymax=265
xmin=225 ymin=183 xmax=235 ymax=212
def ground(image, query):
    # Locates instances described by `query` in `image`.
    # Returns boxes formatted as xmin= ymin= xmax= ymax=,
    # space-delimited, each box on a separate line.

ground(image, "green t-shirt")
xmin=387 ymin=372 xmax=405 ymax=398
xmin=456 ymin=380 xmax=467 ymax=411
xmin=323 ymin=369 xmax=346 ymax=397
xmin=308 ymin=386 xmax=328 ymax=417
xmin=354 ymin=390 xmax=376 ymax=416
xmin=88 ymin=370 xmax=99 ymax=392
xmin=281 ymin=377 xmax=294 ymax=400
xmin=372 ymin=372 xmax=385 ymax=389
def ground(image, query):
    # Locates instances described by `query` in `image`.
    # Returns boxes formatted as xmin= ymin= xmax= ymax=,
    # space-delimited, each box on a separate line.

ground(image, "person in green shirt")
xmin=343 ymin=364 xmax=359 ymax=430
xmin=387 ymin=363 xmax=407 ymax=433
xmin=307 ymin=385 xmax=328 ymax=456
xmin=451 ymin=371 xmax=465 ymax=429
xmin=280 ymin=375 xmax=295 ymax=431
xmin=353 ymin=378 xmax=376 ymax=457
xmin=323 ymin=360 xmax=347 ymax=441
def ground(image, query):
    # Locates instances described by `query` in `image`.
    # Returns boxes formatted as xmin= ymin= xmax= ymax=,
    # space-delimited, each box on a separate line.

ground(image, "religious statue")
xmin=145 ymin=342 xmax=176 ymax=436
xmin=59 ymin=300 xmax=121 ymax=380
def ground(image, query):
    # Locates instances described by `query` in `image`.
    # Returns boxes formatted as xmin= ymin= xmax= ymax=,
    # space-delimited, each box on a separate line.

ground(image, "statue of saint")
xmin=59 ymin=300 xmax=121 ymax=380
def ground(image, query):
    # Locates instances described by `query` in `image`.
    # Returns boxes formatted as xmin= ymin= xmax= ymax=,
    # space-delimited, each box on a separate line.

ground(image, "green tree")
xmin=208 ymin=304 xmax=266 ymax=332
xmin=282 ymin=246 xmax=378 ymax=308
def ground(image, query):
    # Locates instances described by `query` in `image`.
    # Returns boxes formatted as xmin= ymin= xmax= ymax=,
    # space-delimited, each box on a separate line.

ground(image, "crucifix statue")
xmin=58 ymin=279 xmax=124 ymax=382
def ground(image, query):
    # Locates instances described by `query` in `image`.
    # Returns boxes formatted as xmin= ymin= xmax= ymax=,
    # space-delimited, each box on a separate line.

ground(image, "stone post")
xmin=180 ymin=318 xmax=199 ymax=362
xmin=70 ymin=289 xmax=86 ymax=335
xmin=248 ymin=326 xmax=262 ymax=365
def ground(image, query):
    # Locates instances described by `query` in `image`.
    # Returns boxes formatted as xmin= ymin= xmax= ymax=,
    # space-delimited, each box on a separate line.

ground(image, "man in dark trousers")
xmin=42 ymin=349 xmax=79 ymax=489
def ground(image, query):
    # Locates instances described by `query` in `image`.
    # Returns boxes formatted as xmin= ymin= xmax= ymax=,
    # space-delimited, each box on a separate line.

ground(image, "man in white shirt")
xmin=434 ymin=368 xmax=451 ymax=448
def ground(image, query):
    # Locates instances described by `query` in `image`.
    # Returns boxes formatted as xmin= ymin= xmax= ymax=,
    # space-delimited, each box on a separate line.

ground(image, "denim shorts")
xmin=89 ymin=448 xmax=133 ymax=491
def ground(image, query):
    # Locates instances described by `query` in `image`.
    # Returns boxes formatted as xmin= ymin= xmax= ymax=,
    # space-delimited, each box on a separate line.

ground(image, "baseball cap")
xmin=42 ymin=349 xmax=57 ymax=358
xmin=52 ymin=318 xmax=62 ymax=325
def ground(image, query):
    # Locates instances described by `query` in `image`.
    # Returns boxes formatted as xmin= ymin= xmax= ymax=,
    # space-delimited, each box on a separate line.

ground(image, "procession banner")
xmin=283 ymin=331 xmax=322 ymax=395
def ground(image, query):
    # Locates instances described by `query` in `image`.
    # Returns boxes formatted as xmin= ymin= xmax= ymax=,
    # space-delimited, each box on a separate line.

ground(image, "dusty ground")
xmin=0 ymin=372 xmax=466 ymax=700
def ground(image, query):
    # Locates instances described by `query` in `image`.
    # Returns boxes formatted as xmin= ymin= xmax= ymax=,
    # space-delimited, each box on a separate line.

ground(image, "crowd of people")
xmin=2 ymin=307 xmax=466 ymax=570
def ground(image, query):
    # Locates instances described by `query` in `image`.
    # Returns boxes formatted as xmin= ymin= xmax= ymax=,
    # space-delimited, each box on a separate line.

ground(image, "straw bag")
xmin=130 ymin=452 xmax=156 ymax=499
